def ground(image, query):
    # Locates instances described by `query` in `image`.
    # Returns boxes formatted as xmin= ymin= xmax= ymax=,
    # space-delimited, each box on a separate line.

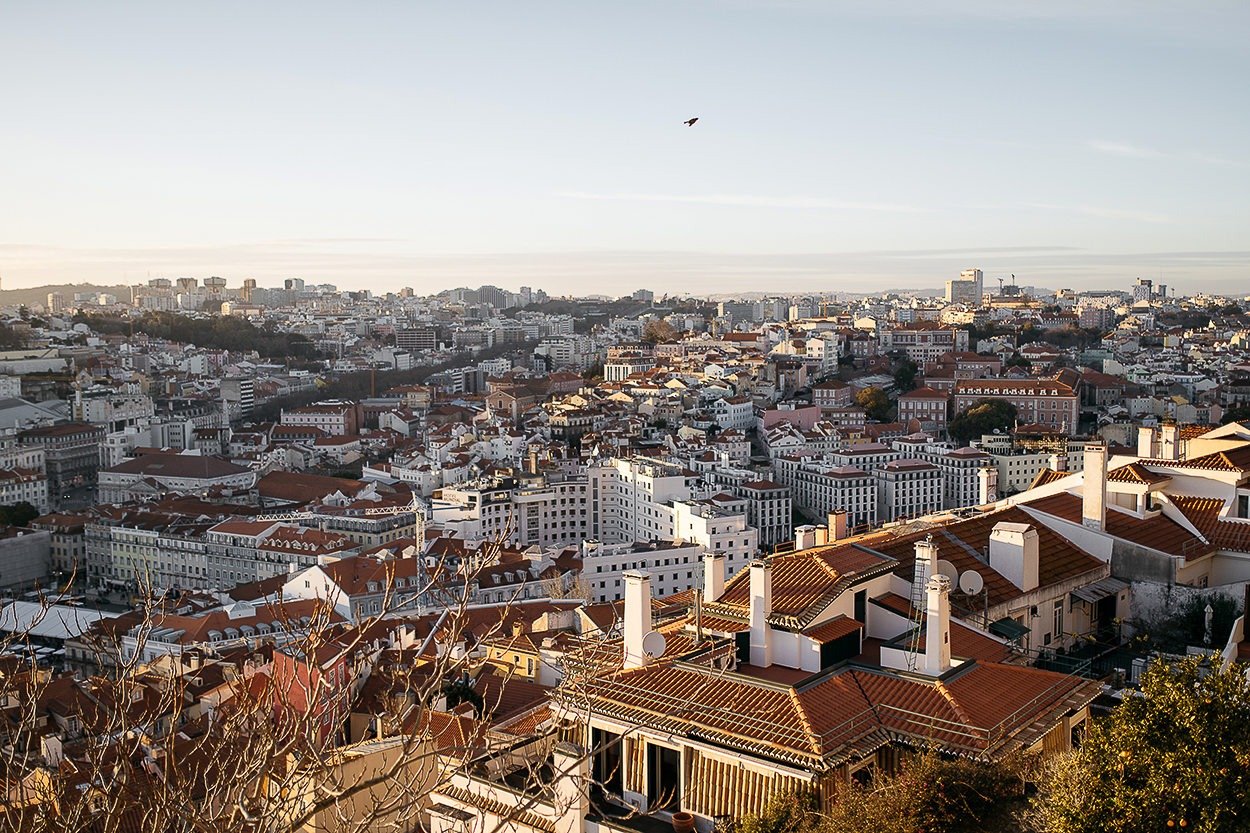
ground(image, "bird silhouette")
xmin=684 ymin=117 xmax=699 ymax=126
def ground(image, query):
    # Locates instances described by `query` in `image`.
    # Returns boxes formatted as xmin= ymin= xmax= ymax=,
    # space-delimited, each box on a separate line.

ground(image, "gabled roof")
xmin=1025 ymin=492 xmax=1211 ymax=560
xmin=1106 ymin=462 xmax=1172 ymax=485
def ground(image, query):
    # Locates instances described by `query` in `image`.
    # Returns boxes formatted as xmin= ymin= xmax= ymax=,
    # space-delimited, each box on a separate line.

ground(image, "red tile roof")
xmin=1025 ymin=492 xmax=1210 ymax=560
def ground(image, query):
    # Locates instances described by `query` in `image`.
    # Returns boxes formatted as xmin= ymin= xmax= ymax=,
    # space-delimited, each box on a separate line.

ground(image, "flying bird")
xmin=684 ymin=117 xmax=699 ymax=126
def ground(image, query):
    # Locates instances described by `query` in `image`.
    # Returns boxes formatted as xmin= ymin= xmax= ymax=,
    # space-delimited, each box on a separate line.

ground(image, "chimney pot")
xmin=622 ymin=571 xmax=652 ymax=670
xmin=748 ymin=559 xmax=772 ymax=667
xmin=1083 ymin=444 xmax=1108 ymax=531
xmin=923 ymin=574 xmax=953 ymax=676
xmin=703 ymin=552 xmax=726 ymax=602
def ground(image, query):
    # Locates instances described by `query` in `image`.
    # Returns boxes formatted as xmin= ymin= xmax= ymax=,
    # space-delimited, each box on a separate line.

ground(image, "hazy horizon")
xmin=3 ymin=2 xmax=1247 ymax=297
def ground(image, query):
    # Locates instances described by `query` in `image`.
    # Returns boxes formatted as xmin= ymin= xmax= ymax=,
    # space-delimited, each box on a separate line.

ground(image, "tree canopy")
xmin=1038 ymin=654 xmax=1250 ymax=833
xmin=855 ymin=386 xmax=891 ymax=422
xmin=948 ymin=397 xmax=1017 ymax=445
xmin=0 ymin=502 xmax=39 ymax=528
xmin=77 ymin=312 xmax=320 ymax=360
xmin=641 ymin=319 xmax=679 ymax=345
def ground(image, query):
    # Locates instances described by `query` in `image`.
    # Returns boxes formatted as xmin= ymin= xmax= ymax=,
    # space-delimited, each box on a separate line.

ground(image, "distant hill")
xmin=0 ymin=284 xmax=134 ymax=310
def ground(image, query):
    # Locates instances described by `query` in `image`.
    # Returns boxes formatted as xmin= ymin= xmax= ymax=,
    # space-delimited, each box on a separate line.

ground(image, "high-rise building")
xmin=945 ymin=268 xmax=983 ymax=305
xmin=46 ymin=292 xmax=66 ymax=315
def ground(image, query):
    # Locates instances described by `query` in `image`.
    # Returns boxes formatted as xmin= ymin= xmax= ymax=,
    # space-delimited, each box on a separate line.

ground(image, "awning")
xmin=1070 ymin=577 xmax=1130 ymax=605
xmin=989 ymin=616 xmax=1031 ymax=641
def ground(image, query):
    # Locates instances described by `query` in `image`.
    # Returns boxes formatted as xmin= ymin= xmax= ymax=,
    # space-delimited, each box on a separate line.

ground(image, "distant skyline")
xmin=2 ymin=1 xmax=1248 ymax=296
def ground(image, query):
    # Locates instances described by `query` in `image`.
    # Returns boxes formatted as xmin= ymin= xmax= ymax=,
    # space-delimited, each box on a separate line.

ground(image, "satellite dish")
xmin=641 ymin=631 xmax=667 ymax=659
xmin=936 ymin=560 xmax=959 ymax=583
xmin=959 ymin=570 xmax=984 ymax=596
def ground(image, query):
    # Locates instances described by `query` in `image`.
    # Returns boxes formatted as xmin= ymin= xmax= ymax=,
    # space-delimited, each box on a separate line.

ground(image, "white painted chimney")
xmin=703 ymin=552 xmax=726 ymax=602
xmin=1048 ymin=454 xmax=1068 ymax=473
xmin=748 ymin=559 xmax=772 ymax=667
xmin=553 ymin=742 xmax=590 ymax=833
xmin=914 ymin=536 xmax=938 ymax=595
xmin=988 ymin=521 xmax=1039 ymax=592
xmin=1083 ymin=444 xmax=1107 ymax=532
xmin=828 ymin=510 xmax=849 ymax=541
xmin=977 ymin=466 xmax=998 ymax=505
xmin=923 ymin=575 xmax=952 ymax=677
xmin=1160 ymin=424 xmax=1180 ymax=461
xmin=622 ymin=571 xmax=652 ymax=670
xmin=1137 ymin=426 xmax=1156 ymax=458
xmin=794 ymin=525 xmax=817 ymax=550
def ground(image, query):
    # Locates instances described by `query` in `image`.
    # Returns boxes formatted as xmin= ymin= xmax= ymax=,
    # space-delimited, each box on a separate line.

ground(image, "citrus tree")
xmin=1038 ymin=654 xmax=1250 ymax=833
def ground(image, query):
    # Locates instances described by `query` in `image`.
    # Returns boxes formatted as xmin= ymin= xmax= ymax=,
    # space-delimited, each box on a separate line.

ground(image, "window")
xmin=1052 ymin=599 xmax=1064 ymax=642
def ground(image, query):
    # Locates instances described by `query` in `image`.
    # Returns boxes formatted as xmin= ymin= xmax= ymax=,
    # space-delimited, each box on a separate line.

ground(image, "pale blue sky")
xmin=2 ymin=1 xmax=1247 ymax=296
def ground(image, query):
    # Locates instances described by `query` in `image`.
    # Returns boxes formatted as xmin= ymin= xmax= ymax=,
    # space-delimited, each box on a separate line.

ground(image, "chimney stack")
xmin=977 ymin=466 xmax=998 ymax=505
xmin=703 ymin=552 xmax=726 ymax=602
xmin=794 ymin=525 xmax=817 ymax=550
xmin=748 ymin=560 xmax=772 ymax=667
xmin=988 ymin=522 xmax=1039 ymax=592
xmin=828 ymin=510 xmax=849 ymax=541
xmin=1048 ymin=454 xmax=1068 ymax=473
xmin=1137 ymin=426 xmax=1156 ymax=458
xmin=914 ymin=536 xmax=938 ymax=595
xmin=622 ymin=571 xmax=652 ymax=670
xmin=1160 ymin=424 xmax=1180 ymax=461
xmin=1083 ymin=444 xmax=1108 ymax=532
xmin=553 ymin=742 xmax=591 ymax=833
xmin=923 ymin=575 xmax=953 ymax=676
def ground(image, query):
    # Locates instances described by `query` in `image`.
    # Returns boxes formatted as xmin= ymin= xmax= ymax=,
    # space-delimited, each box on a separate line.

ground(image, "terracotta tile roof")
xmin=870 ymin=506 xmax=1105 ymax=608
xmin=802 ymin=615 xmax=863 ymax=644
xmin=712 ymin=546 xmax=895 ymax=627
xmin=1158 ymin=444 xmax=1250 ymax=473
xmin=1028 ymin=468 xmax=1071 ymax=489
xmin=569 ymin=658 xmax=1100 ymax=766
xmin=1026 ymin=492 xmax=1210 ymax=560
xmin=1106 ymin=462 xmax=1171 ymax=485
xmin=1169 ymin=495 xmax=1250 ymax=554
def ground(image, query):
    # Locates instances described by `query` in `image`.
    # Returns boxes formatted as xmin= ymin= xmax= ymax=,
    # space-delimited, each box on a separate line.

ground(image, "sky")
xmin=1 ymin=1 xmax=1248 ymax=297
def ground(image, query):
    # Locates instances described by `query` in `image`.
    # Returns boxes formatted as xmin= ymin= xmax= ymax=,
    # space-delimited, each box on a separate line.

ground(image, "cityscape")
xmin=2 ymin=2 xmax=1249 ymax=832
xmin=0 ymin=273 xmax=1248 ymax=831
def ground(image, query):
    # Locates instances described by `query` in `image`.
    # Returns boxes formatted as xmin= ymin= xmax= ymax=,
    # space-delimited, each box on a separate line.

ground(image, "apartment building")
xmin=873 ymin=459 xmax=943 ymax=522
xmin=582 ymin=539 xmax=706 ymax=601
xmin=953 ymin=379 xmax=1079 ymax=431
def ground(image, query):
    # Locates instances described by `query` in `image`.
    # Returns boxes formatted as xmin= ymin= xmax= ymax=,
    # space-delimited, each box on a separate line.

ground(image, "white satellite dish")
xmin=959 ymin=570 xmax=984 ymax=596
xmin=936 ymin=560 xmax=959 ymax=583
xmin=641 ymin=631 xmax=667 ymax=659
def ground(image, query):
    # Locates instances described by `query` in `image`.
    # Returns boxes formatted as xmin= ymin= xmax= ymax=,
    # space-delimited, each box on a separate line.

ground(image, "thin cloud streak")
xmin=1025 ymin=202 xmax=1171 ymax=224
xmin=557 ymin=191 xmax=928 ymax=213
xmin=1087 ymin=139 xmax=1163 ymax=159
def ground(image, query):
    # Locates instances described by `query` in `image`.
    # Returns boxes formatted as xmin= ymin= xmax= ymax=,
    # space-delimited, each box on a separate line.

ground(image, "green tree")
xmin=0 ymin=502 xmax=40 ymax=528
xmin=1038 ymin=654 xmax=1250 ymax=833
xmin=948 ymin=397 xmax=1017 ymax=445
xmin=892 ymin=357 xmax=918 ymax=393
xmin=1222 ymin=405 xmax=1250 ymax=426
xmin=728 ymin=753 xmax=1027 ymax=833
xmin=855 ymin=386 xmax=891 ymax=422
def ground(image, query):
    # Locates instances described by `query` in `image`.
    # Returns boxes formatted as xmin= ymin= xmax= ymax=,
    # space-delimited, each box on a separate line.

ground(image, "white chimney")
xmin=828 ymin=510 xmax=849 ymax=541
xmin=748 ymin=559 xmax=772 ymax=667
xmin=914 ymin=536 xmax=938 ymax=595
xmin=794 ymin=525 xmax=817 ymax=550
xmin=703 ymin=552 xmax=726 ymax=602
xmin=1048 ymin=454 xmax=1068 ymax=473
xmin=988 ymin=521 xmax=1039 ymax=592
xmin=1083 ymin=444 xmax=1107 ymax=531
xmin=1160 ymin=424 xmax=1180 ymax=461
xmin=977 ymin=466 xmax=998 ymax=505
xmin=1137 ymin=426 xmax=1156 ymax=458
xmin=923 ymin=575 xmax=952 ymax=677
xmin=553 ymin=742 xmax=591 ymax=833
xmin=622 ymin=571 xmax=652 ymax=670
